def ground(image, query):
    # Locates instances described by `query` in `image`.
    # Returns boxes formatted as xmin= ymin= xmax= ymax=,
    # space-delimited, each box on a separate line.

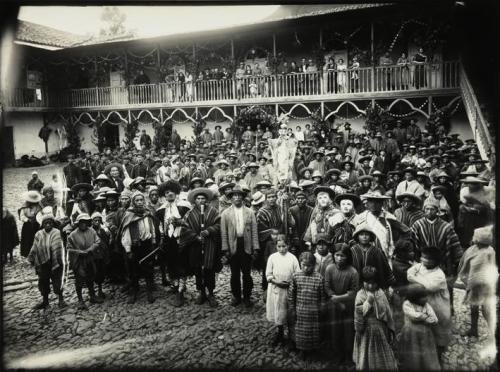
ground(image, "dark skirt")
xmin=164 ymin=236 xmax=191 ymax=278
xmin=20 ymin=220 xmax=39 ymax=257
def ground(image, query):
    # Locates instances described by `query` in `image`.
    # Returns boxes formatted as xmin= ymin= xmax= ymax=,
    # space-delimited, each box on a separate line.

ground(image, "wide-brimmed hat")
xmin=313 ymin=186 xmax=335 ymax=200
xmin=204 ymin=178 xmax=215 ymax=187
xmin=129 ymin=177 xmax=146 ymax=188
xmin=358 ymin=175 xmax=374 ymax=182
xmin=335 ymin=193 xmax=361 ymax=208
xmin=311 ymin=170 xmax=323 ymax=179
xmin=95 ymin=173 xmax=113 ymax=185
xmin=247 ymin=162 xmax=259 ymax=169
xmin=189 ymin=177 xmax=204 ymax=188
xmin=352 ymin=224 xmax=376 ymax=241
xmin=460 ymin=170 xmax=479 ymax=178
xmin=75 ymin=213 xmax=92 ymax=223
xmin=402 ymin=167 xmax=417 ymax=176
xmin=300 ymin=167 xmax=314 ymax=176
xmin=436 ymin=171 xmax=451 ymax=180
xmin=24 ymin=190 xmax=42 ymax=204
xmin=158 ymin=180 xmax=181 ymax=196
xmin=360 ymin=190 xmax=391 ymax=200
xmin=460 ymin=176 xmax=489 ymax=185
xmin=312 ymin=150 xmax=325 ymax=157
xmin=216 ymin=159 xmax=229 ymax=167
xmin=187 ymin=187 xmax=213 ymax=204
xmin=342 ymin=160 xmax=354 ymax=168
xmin=325 ymin=168 xmax=341 ymax=178
xmin=299 ymin=179 xmax=316 ymax=189
xmin=288 ymin=181 xmax=301 ymax=191
xmin=371 ymin=170 xmax=386 ymax=178
xmin=219 ymin=181 xmax=235 ymax=192
xmin=227 ymin=184 xmax=247 ymax=197
xmin=396 ymin=192 xmax=421 ymax=204
xmin=358 ymin=155 xmax=372 ymax=163
xmin=36 ymin=206 xmax=55 ymax=225
xmin=91 ymin=212 xmax=103 ymax=220
xmin=71 ymin=183 xmax=93 ymax=193
xmin=431 ymin=185 xmax=448 ymax=194
xmin=256 ymin=180 xmax=272 ymax=188
xmin=472 ymin=225 xmax=493 ymax=246
xmin=105 ymin=190 xmax=120 ymax=198
xmin=251 ymin=191 xmax=266 ymax=206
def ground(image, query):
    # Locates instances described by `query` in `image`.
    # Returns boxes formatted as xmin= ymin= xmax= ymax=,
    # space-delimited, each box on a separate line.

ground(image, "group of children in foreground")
xmin=264 ymin=224 xmax=497 ymax=369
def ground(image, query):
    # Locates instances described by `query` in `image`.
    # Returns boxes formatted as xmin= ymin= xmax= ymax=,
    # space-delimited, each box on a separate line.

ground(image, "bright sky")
xmin=18 ymin=6 xmax=280 ymax=37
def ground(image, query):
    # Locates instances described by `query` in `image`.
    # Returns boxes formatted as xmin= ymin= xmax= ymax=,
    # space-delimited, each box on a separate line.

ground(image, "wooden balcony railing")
xmin=2 ymin=61 xmax=460 ymax=109
xmin=459 ymin=62 xmax=494 ymax=159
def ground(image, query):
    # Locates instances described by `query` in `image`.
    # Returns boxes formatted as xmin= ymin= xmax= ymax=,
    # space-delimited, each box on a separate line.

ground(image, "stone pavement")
xmin=3 ymin=164 xmax=498 ymax=370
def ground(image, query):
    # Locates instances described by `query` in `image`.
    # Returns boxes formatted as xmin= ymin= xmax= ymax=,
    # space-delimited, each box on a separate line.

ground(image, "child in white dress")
xmin=266 ymin=235 xmax=300 ymax=345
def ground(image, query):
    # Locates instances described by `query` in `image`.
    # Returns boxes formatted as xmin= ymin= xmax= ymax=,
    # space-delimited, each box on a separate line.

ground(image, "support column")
xmin=233 ymin=105 xmax=237 ymax=117
xmin=321 ymin=102 xmax=325 ymax=118
xmin=160 ymin=108 xmax=164 ymax=125
xmin=275 ymin=103 xmax=279 ymax=117
xmin=272 ymin=34 xmax=276 ymax=57
xmin=370 ymin=22 xmax=375 ymax=91
xmin=319 ymin=28 xmax=323 ymax=48
xmin=428 ymin=96 xmax=433 ymax=117
xmin=156 ymin=44 xmax=161 ymax=74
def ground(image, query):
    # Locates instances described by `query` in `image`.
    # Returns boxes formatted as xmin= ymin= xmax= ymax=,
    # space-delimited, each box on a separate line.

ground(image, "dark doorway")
xmin=2 ymin=126 xmax=15 ymax=167
xmin=104 ymin=123 xmax=120 ymax=149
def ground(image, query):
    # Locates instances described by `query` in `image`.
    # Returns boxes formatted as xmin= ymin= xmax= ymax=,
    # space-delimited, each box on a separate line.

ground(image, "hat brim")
xmin=396 ymin=193 xmax=421 ymax=204
xmin=334 ymin=193 xmax=361 ymax=207
xmin=71 ymin=183 xmax=94 ymax=192
xmin=187 ymin=188 xmax=214 ymax=204
xmin=313 ymin=186 xmax=336 ymax=200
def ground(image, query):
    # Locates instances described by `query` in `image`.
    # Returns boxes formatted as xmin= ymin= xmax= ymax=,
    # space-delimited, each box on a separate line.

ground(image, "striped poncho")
xmin=394 ymin=207 xmax=424 ymax=228
xmin=257 ymin=204 xmax=283 ymax=243
xmin=28 ymin=228 xmax=64 ymax=274
xmin=179 ymin=205 xmax=221 ymax=271
xmin=411 ymin=217 xmax=463 ymax=276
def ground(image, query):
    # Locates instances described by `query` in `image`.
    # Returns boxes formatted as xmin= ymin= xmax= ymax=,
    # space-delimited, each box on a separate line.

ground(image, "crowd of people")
xmin=3 ymin=115 xmax=497 ymax=369
xmin=129 ymin=48 xmax=436 ymax=102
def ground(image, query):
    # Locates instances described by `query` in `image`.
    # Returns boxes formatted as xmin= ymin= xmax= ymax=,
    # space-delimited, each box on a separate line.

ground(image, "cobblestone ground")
xmin=3 ymin=165 xmax=498 ymax=370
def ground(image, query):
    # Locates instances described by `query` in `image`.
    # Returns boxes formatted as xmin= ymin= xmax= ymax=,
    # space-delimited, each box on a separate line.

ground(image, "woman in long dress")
xmin=336 ymin=58 xmax=347 ymax=93
xmin=19 ymin=191 xmax=43 ymax=257
xmin=397 ymin=52 xmax=410 ymax=89
xmin=185 ymin=71 xmax=193 ymax=102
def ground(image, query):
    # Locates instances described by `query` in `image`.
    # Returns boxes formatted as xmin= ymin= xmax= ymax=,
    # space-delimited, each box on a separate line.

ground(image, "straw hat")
xmin=187 ymin=188 xmax=214 ymax=205
xmin=75 ymin=213 xmax=92 ymax=223
xmin=251 ymin=191 xmax=266 ymax=206
xmin=24 ymin=190 xmax=42 ymax=204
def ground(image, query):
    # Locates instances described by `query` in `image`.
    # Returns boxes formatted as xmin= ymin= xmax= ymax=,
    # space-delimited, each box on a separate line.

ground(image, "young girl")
xmin=407 ymin=246 xmax=451 ymax=360
xmin=353 ymin=266 xmax=398 ymax=370
xmin=314 ymin=237 xmax=333 ymax=278
xmin=324 ymin=243 xmax=359 ymax=364
xmin=266 ymin=235 xmax=300 ymax=346
xmin=350 ymin=224 xmax=396 ymax=291
xmin=457 ymin=225 xmax=497 ymax=352
xmin=397 ymin=283 xmax=441 ymax=370
xmin=288 ymin=251 xmax=327 ymax=359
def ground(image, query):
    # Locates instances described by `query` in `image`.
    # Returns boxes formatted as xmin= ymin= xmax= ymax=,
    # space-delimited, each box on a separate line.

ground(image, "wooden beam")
xmin=272 ymin=34 xmax=276 ymax=57
xmin=428 ymin=96 xmax=433 ymax=117
xmin=370 ymin=22 xmax=375 ymax=91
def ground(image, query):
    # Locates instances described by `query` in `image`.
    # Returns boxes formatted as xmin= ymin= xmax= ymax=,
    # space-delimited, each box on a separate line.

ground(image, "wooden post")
xmin=94 ymin=55 xmax=98 ymax=88
xmin=272 ymin=34 xmax=276 ymax=57
xmin=160 ymin=108 xmax=164 ymax=126
xmin=428 ymin=96 xmax=433 ymax=117
xmin=370 ymin=22 xmax=375 ymax=91
xmin=321 ymin=101 xmax=324 ymax=118
xmin=275 ymin=103 xmax=279 ymax=117
xmin=319 ymin=28 xmax=323 ymax=48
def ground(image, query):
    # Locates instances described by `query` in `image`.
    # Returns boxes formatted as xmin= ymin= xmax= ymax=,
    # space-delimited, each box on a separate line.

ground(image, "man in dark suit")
xmin=139 ymin=130 xmax=152 ymax=149
xmin=131 ymin=154 xmax=148 ymax=179
xmin=63 ymin=154 xmax=80 ymax=189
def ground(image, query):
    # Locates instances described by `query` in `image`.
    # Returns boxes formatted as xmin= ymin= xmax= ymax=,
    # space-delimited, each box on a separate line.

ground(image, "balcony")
xmin=2 ymin=61 xmax=460 ymax=111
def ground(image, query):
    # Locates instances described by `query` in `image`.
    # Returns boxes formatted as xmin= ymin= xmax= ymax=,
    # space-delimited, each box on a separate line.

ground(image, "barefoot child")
xmin=457 ymin=225 xmax=497 ymax=349
xmin=353 ymin=266 xmax=398 ymax=370
xmin=288 ymin=251 xmax=327 ymax=359
xmin=324 ymin=243 xmax=359 ymax=364
xmin=407 ymin=246 xmax=451 ymax=361
xmin=397 ymin=283 xmax=441 ymax=370
xmin=266 ymin=235 xmax=300 ymax=346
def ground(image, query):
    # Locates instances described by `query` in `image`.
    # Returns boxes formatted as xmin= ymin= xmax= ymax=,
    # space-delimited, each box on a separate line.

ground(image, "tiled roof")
xmin=16 ymin=20 xmax=88 ymax=49
xmin=263 ymin=3 xmax=392 ymax=22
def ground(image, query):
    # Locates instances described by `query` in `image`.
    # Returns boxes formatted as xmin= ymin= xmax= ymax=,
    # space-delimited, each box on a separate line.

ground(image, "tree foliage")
xmin=123 ymin=120 xmax=139 ymax=150
xmin=99 ymin=6 xmax=134 ymax=38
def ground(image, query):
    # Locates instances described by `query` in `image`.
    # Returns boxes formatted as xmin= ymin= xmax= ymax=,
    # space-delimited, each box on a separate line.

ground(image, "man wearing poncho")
xmin=179 ymin=187 xmax=221 ymax=307
xmin=120 ymin=192 xmax=159 ymax=304
xmin=67 ymin=213 xmax=103 ymax=310
xmin=411 ymin=198 xmax=463 ymax=314
xmin=156 ymin=180 xmax=191 ymax=306
xmin=28 ymin=213 xmax=67 ymax=309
